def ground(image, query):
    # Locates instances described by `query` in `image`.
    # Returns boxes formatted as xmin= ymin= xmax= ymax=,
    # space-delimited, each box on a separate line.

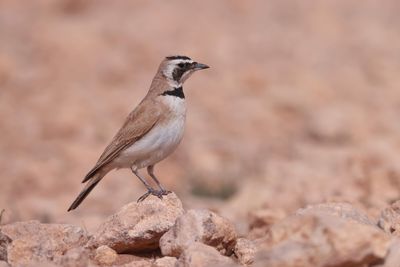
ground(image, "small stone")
xmin=177 ymin=243 xmax=236 ymax=267
xmin=120 ymin=259 xmax=153 ymax=267
xmin=154 ymin=256 xmax=178 ymax=267
xmin=160 ymin=209 xmax=237 ymax=257
xmin=234 ymin=238 xmax=256 ymax=266
xmin=89 ymin=193 xmax=184 ymax=253
xmin=306 ymin=109 xmax=352 ymax=144
xmin=378 ymin=200 xmax=400 ymax=235
xmin=112 ymin=254 xmax=152 ymax=266
xmin=381 ymin=239 xmax=400 ymax=267
xmin=94 ymin=245 xmax=117 ymax=265
xmin=1 ymin=221 xmax=88 ymax=266
xmin=0 ymin=230 xmax=11 ymax=261
xmin=248 ymin=208 xmax=286 ymax=239
xmin=56 ymin=247 xmax=89 ymax=267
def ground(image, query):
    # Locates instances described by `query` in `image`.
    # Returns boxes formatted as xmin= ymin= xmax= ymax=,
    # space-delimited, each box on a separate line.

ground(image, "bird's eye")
xmin=178 ymin=63 xmax=185 ymax=68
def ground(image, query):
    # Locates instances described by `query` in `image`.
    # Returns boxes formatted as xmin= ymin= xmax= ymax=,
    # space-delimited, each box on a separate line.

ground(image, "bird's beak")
xmin=193 ymin=62 xmax=210 ymax=70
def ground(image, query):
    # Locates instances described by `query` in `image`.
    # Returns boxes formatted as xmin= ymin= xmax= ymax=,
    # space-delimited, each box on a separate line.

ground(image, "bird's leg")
xmin=147 ymin=165 xmax=171 ymax=196
xmin=131 ymin=167 xmax=159 ymax=202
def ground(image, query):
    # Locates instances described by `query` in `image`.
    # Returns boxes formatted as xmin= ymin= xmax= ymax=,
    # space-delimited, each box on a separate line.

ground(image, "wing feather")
xmin=82 ymin=99 xmax=161 ymax=182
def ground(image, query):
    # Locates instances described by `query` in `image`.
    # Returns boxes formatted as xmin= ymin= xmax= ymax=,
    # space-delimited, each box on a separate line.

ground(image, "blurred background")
xmin=1 ymin=0 xmax=400 ymax=233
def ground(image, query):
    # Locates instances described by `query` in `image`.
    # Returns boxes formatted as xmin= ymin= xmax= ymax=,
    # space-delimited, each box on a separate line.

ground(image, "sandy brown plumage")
xmin=83 ymin=99 xmax=162 ymax=183
xmin=68 ymin=56 xmax=209 ymax=211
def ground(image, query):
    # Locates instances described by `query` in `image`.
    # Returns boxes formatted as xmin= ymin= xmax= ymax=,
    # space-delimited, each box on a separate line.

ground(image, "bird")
xmin=67 ymin=55 xmax=209 ymax=211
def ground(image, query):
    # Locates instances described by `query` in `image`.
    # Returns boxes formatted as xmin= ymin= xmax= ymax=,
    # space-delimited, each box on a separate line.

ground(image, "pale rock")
xmin=94 ymin=245 xmax=117 ymax=265
xmin=248 ymin=208 xmax=286 ymax=239
xmin=177 ymin=243 xmax=236 ymax=267
xmin=160 ymin=209 xmax=237 ymax=257
xmin=0 ymin=261 xmax=9 ymax=267
xmin=118 ymin=259 xmax=153 ymax=267
xmin=56 ymin=247 xmax=89 ymax=267
xmin=297 ymin=202 xmax=375 ymax=225
xmin=154 ymin=256 xmax=178 ymax=267
xmin=112 ymin=254 xmax=152 ymax=267
xmin=254 ymin=211 xmax=390 ymax=267
xmin=234 ymin=238 xmax=256 ymax=266
xmin=306 ymin=109 xmax=351 ymax=144
xmin=1 ymin=220 xmax=88 ymax=266
xmin=89 ymin=193 xmax=184 ymax=253
xmin=0 ymin=230 xmax=10 ymax=261
xmin=379 ymin=238 xmax=400 ymax=267
xmin=15 ymin=262 xmax=59 ymax=267
xmin=378 ymin=200 xmax=400 ymax=234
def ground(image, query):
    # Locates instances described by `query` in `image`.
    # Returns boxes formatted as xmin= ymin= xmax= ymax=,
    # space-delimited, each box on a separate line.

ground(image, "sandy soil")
xmin=1 ymin=0 xmax=400 ymax=235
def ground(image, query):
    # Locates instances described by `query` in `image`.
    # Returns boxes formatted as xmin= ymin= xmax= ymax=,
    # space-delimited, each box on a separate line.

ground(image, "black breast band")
xmin=161 ymin=86 xmax=185 ymax=99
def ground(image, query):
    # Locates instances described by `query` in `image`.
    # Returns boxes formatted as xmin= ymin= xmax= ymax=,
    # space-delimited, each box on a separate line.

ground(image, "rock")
xmin=0 ymin=230 xmax=11 ymax=261
xmin=10 ymin=262 xmax=58 ymax=267
xmin=88 ymin=193 xmax=184 ymax=253
xmin=112 ymin=254 xmax=152 ymax=267
xmin=154 ymin=256 xmax=178 ymax=267
xmin=306 ymin=109 xmax=352 ymax=144
xmin=1 ymin=220 xmax=88 ymax=266
xmin=378 ymin=200 xmax=400 ymax=234
xmin=56 ymin=247 xmax=89 ymax=267
xmin=254 ymin=211 xmax=390 ymax=267
xmin=177 ymin=243 xmax=236 ymax=267
xmin=0 ymin=261 xmax=9 ymax=267
xmin=248 ymin=208 xmax=286 ymax=239
xmin=94 ymin=245 xmax=117 ymax=265
xmin=297 ymin=202 xmax=375 ymax=225
xmin=380 ymin=239 xmax=400 ymax=267
xmin=160 ymin=209 xmax=237 ymax=257
xmin=234 ymin=238 xmax=256 ymax=266
xmin=119 ymin=259 xmax=153 ymax=267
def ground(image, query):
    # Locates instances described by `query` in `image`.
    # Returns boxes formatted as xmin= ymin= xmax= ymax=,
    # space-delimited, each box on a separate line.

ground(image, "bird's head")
xmin=159 ymin=55 xmax=209 ymax=87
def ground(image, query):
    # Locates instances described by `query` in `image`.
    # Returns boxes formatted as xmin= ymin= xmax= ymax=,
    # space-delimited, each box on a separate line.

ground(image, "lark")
xmin=68 ymin=55 xmax=209 ymax=211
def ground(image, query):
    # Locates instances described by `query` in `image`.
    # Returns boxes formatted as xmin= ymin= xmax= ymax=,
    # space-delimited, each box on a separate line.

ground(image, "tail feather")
xmin=67 ymin=174 xmax=103 ymax=212
xmin=82 ymin=166 xmax=98 ymax=183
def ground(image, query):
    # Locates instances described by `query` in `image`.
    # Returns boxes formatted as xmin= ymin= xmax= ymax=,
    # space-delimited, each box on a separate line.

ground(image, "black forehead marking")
xmin=166 ymin=55 xmax=191 ymax=60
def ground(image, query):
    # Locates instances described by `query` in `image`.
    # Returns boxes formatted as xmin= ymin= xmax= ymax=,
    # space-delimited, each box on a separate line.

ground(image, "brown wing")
xmin=82 ymin=99 xmax=161 ymax=183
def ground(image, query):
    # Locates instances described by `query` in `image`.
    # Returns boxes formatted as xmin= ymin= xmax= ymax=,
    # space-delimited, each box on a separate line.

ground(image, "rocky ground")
xmin=2 ymin=0 xmax=400 ymax=266
xmin=1 ymin=194 xmax=400 ymax=266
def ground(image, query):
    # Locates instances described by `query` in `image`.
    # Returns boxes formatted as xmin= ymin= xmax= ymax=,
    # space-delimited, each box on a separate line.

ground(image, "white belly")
xmin=115 ymin=96 xmax=186 ymax=169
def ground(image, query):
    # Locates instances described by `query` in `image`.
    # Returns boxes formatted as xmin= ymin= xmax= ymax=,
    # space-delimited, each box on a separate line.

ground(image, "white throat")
xmin=167 ymin=79 xmax=182 ymax=88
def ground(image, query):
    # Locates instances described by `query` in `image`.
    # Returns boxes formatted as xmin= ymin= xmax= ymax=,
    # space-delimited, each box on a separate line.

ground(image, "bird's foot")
xmin=137 ymin=189 xmax=172 ymax=202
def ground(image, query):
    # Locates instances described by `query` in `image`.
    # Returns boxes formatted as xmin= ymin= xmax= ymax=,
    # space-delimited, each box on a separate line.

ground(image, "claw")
xmin=137 ymin=189 xmax=172 ymax=202
xmin=160 ymin=189 xmax=172 ymax=195
xmin=137 ymin=191 xmax=151 ymax=202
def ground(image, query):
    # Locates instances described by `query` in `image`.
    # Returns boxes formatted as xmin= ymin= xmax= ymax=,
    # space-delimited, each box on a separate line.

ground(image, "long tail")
xmin=67 ymin=172 xmax=104 ymax=212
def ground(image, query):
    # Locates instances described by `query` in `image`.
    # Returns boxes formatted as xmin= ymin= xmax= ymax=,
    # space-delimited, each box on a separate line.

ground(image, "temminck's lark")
xmin=68 ymin=55 xmax=209 ymax=211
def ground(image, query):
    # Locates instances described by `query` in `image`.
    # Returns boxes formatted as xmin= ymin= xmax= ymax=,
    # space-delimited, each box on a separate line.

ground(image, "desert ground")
xmin=1 ymin=1 xmax=400 ymax=266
